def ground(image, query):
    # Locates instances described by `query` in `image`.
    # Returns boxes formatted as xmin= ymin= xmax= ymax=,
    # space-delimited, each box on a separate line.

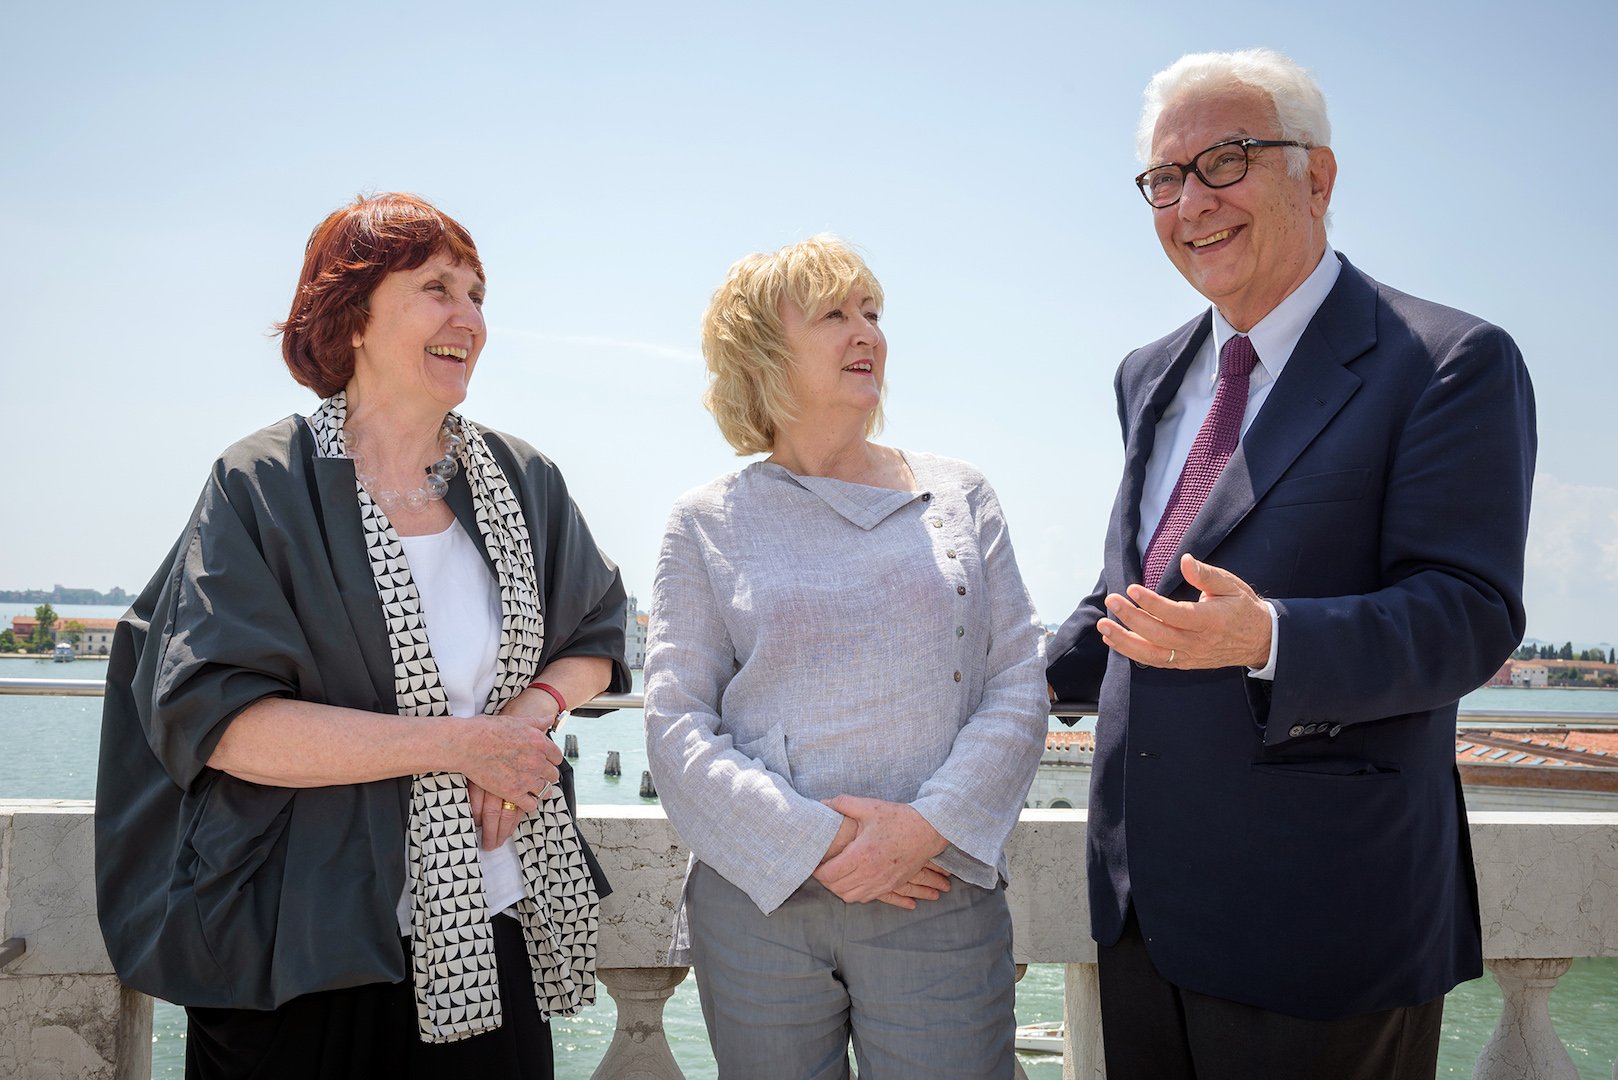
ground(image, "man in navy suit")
xmin=1047 ymin=48 xmax=1536 ymax=1079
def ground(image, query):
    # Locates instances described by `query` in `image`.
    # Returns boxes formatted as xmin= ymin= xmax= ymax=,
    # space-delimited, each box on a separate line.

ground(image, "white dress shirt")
xmin=1137 ymin=247 xmax=1342 ymax=677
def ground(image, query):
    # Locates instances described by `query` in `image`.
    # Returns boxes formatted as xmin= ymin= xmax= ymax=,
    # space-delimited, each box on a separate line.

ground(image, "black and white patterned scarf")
xmin=308 ymin=392 xmax=598 ymax=1043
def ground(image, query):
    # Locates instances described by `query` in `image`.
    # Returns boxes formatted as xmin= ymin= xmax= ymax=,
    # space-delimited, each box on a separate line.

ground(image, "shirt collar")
xmin=1210 ymin=246 xmax=1341 ymax=381
xmin=754 ymin=458 xmax=929 ymax=531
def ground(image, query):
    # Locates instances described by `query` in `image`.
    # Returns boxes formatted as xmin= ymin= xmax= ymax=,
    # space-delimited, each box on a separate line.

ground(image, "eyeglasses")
xmin=1134 ymin=138 xmax=1310 ymax=208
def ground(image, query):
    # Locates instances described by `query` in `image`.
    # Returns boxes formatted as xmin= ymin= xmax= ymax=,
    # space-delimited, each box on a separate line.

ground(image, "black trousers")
xmin=1097 ymin=908 xmax=1444 ymax=1080
xmin=185 ymin=914 xmax=553 ymax=1080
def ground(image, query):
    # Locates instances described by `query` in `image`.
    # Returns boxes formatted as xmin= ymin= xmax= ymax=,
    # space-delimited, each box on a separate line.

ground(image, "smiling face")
xmin=1150 ymin=84 xmax=1336 ymax=331
xmin=778 ymin=286 xmax=887 ymax=427
xmin=349 ymin=250 xmax=487 ymax=412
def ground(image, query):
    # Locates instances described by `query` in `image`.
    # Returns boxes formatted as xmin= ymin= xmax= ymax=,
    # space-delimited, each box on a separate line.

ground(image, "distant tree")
xmin=1546 ymin=666 xmax=1586 ymax=686
xmin=28 ymin=603 xmax=58 ymax=651
xmin=1512 ymin=644 xmax=1536 ymax=661
xmin=0 ymin=629 xmax=17 ymax=652
xmin=1539 ymin=644 xmax=1555 ymax=660
xmin=1610 ymin=647 xmax=1616 ymax=665
xmin=1559 ymin=641 xmax=1574 ymax=661
xmin=62 ymin=619 xmax=84 ymax=647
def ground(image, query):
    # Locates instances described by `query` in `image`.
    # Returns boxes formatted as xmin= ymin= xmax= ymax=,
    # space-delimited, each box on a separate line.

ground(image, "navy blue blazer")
xmin=1048 ymin=255 xmax=1536 ymax=1020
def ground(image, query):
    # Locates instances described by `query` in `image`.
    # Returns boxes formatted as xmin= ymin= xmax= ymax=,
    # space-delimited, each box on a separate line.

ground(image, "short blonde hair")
xmin=701 ymin=234 xmax=886 ymax=455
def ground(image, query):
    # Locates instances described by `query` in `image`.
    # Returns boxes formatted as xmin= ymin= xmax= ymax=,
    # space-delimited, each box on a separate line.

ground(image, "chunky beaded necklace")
xmin=345 ymin=414 xmax=463 ymax=516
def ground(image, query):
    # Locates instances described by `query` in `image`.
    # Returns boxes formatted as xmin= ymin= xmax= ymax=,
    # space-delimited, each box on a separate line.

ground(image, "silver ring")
xmin=1168 ymin=649 xmax=1176 ymax=664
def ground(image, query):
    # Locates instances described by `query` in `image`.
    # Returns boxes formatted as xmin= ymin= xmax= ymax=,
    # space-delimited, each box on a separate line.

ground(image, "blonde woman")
xmin=644 ymin=236 xmax=1047 ymax=1079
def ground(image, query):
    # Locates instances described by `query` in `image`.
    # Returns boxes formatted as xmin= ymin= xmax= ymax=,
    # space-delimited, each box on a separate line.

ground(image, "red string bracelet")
xmin=529 ymin=681 xmax=568 ymax=715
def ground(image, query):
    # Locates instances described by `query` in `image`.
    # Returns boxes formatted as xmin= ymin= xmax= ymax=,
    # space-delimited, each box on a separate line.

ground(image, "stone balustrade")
xmin=2 ymin=800 xmax=1615 ymax=1080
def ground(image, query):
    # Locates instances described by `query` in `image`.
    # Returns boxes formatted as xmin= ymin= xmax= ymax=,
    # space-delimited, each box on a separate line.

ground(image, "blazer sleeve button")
xmin=1288 ymin=725 xmax=1306 ymax=738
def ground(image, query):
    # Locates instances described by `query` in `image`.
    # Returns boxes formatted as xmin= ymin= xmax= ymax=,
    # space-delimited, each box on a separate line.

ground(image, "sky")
xmin=3 ymin=0 xmax=1615 ymax=645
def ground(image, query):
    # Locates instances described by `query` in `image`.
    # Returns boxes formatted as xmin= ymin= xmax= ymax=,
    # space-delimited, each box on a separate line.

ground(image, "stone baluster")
xmin=1063 ymin=961 xmax=1105 ymax=1080
xmin=591 ymin=966 xmax=689 ymax=1080
xmin=116 ymin=987 xmax=153 ymax=1080
xmin=1473 ymin=958 xmax=1579 ymax=1080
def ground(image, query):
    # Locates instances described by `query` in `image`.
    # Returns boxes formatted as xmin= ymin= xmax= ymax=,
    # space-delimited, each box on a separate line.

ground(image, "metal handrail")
xmin=2 ymin=679 xmax=1614 ymax=725
xmin=0 ymin=677 xmax=107 ymax=697
xmin=0 ymin=682 xmax=1100 ymax=717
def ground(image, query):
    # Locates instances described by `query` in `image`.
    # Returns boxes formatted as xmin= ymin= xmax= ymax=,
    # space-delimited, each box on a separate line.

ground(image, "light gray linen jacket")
xmin=644 ymin=451 xmax=1048 ymax=918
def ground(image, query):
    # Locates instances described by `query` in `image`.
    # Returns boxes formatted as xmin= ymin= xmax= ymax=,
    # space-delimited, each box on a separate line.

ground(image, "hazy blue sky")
xmin=4 ymin=1 xmax=1614 ymax=643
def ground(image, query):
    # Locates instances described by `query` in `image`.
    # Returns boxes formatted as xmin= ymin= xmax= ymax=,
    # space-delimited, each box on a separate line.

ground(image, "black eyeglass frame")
xmin=1134 ymin=138 xmax=1310 ymax=208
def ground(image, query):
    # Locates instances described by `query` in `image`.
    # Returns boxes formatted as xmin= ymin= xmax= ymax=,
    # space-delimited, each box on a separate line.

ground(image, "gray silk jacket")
xmin=95 ymin=415 xmax=629 ymax=1009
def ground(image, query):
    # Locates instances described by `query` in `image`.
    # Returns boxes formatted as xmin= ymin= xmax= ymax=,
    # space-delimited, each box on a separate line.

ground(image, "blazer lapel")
xmin=1155 ymin=258 xmax=1376 ymax=595
xmin=1121 ymin=317 xmax=1209 ymax=583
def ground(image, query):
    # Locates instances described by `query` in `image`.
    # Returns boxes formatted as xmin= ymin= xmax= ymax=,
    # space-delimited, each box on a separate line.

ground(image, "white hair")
xmin=1137 ymin=48 xmax=1331 ymax=178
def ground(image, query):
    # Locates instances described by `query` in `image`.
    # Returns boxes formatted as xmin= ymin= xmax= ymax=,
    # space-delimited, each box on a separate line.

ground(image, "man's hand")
xmin=1098 ymin=554 xmax=1272 ymax=670
xmin=812 ymin=796 xmax=950 ymax=907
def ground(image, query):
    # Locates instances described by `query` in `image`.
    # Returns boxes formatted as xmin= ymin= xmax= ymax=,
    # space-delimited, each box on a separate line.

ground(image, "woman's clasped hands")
xmin=813 ymin=795 xmax=953 ymax=910
xmin=465 ymin=688 xmax=564 ymax=850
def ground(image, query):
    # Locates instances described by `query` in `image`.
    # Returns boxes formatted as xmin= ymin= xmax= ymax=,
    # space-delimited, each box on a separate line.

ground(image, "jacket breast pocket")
xmin=1260 ymin=467 xmax=1371 ymax=509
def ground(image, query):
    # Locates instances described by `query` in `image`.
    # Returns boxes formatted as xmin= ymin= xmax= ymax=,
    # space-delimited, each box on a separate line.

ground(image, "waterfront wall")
xmin=2 ymin=801 xmax=1615 ymax=1079
xmin=0 ymin=800 xmax=148 ymax=1080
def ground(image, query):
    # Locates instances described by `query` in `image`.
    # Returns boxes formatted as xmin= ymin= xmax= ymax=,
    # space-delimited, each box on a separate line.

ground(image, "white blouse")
xmin=393 ymin=520 xmax=523 ymax=931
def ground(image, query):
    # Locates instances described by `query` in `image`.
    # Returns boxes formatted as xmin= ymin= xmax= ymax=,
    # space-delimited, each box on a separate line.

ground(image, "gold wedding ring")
xmin=501 ymin=800 xmax=518 ymax=811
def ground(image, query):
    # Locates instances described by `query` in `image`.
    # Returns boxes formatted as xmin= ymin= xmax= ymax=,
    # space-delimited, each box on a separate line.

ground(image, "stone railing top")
xmin=1467 ymin=811 xmax=1618 ymax=960
xmin=0 ymin=800 xmax=102 ymax=978
xmin=3 ymin=801 xmax=1616 ymax=977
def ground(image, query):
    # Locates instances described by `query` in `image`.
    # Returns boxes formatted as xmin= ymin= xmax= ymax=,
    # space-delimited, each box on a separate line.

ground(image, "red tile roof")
xmin=1456 ymin=729 xmax=1618 ymax=793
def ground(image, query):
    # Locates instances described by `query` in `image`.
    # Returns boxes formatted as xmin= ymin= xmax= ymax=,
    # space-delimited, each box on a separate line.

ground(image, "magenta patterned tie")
xmin=1141 ymin=334 xmax=1259 ymax=591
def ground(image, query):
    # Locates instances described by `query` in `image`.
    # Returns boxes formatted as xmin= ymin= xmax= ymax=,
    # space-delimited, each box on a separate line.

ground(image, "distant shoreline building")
xmin=0 ymin=585 xmax=131 ymax=605
xmin=1490 ymin=657 xmax=1616 ymax=689
xmin=624 ymin=596 xmax=647 ymax=669
xmin=8 ymin=616 xmax=118 ymax=657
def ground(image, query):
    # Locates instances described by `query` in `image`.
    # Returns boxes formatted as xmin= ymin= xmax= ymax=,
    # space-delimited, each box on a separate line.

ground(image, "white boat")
xmin=1014 ymin=1020 xmax=1064 ymax=1054
xmin=52 ymin=642 xmax=75 ymax=663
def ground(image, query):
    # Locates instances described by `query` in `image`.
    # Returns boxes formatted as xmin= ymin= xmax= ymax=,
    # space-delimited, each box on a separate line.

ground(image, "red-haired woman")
xmin=95 ymin=193 xmax=629 ymax=1079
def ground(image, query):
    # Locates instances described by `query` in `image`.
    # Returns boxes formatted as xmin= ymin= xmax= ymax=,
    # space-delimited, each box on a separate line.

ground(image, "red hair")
xmin=277 ymin=193 xmax=484 ymax=397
